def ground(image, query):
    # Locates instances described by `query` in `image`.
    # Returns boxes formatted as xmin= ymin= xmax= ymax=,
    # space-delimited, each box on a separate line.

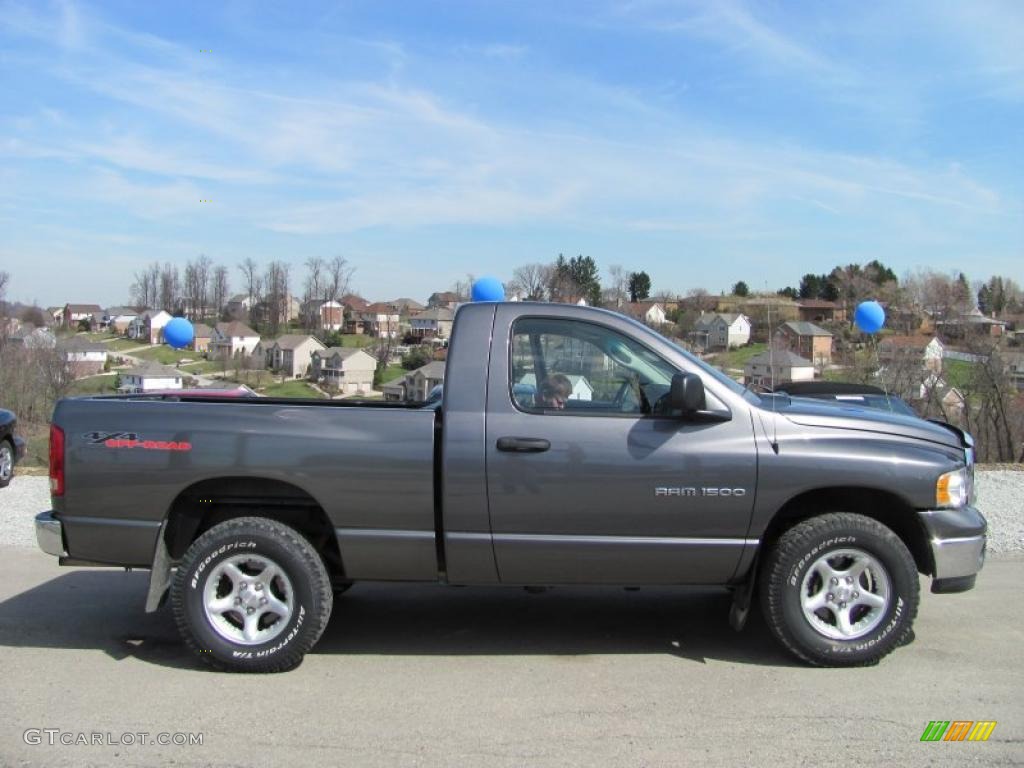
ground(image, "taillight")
xmin=49 ymin=424 xmax=65 ymax=497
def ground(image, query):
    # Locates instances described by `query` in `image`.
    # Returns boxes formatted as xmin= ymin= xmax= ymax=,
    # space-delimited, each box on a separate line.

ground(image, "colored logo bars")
xmin=920 ymin=721 xmax=997 ymax=742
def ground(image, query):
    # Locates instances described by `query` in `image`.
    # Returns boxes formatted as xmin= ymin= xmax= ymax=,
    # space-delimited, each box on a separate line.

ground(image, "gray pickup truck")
xmin=36 ymin=302 xmax=986 ymax=672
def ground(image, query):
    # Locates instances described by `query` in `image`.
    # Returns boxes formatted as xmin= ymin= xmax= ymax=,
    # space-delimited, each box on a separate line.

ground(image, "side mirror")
xmin=670 ymin=373 xmax=706 ymax=413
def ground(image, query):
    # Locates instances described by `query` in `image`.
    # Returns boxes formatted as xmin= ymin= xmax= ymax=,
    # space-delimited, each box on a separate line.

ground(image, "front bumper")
xmin=13 ymin=435 xmax=26 ymax=464
xmin=917 ymin=506 xmax=987 ymax=593
xmin=35 ymin=511 xmax=67 ymax=557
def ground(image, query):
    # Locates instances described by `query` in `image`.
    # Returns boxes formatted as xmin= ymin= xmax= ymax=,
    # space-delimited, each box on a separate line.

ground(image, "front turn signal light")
xmin=936 ymin=468 xmax=968 ymax=509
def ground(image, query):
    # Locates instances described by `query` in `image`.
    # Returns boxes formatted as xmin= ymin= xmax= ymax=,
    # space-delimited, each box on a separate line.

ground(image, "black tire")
xmin=171 ymin=517 xmax=333 ymax=672
xmin=760 ymin=513 xmax=919 ymax=667
xmin=0 ymin=440 xmax=13 ymax=488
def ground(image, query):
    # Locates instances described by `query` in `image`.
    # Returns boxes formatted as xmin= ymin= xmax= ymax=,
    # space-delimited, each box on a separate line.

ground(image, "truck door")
xmin=485 ymin=309 xmax=757 ymax=585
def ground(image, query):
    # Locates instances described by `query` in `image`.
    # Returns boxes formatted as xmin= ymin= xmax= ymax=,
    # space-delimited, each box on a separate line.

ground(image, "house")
xmin=265 ymin=335 xmax=327 ymax=379
xmin=744 ymin=350 xmax=815 ymax=388
xmin=427 ymin=291 xmax=460 ymax=310
xmin=226 ymin=294 xmax=253 ymax=321
xmin=129 ymin=310 xmax=172 ymax=344
xmin=191 ymin=323 xmax=213 ymax=354
xmin=101 ymin=307 xmax=138 ymax=334
xmin=797 ymin=300 xmax=846 ymax=324
xmin=117 ymin=361 xmax=183 ymax=393
xmin=776 ymin=321 xmax=833 ymax=366
xmin=692 ymin=313 xmax=752 ymax=351
xmin=320 ymin=301 xmax=345 ymax=331
xmin=61 ymin=303 xmax=104 ymax=330
xmin=393 ymin=298 xmax=426 ymax=316
xmin=382 ymin=361 xmax=446 ymax=402
xmin=517 ymin=373 xmax=594 ymax=401
xmin=918 ymin=374 xmax=967 ymax=420
xmin=409 ymin=308 xmax=454 ymax=340
xmin=620 ymin=302 xmax=669 ymax=327
xmin=311 ymin=348 xmax=377 ymax=395
xmin=58 ymin=338 xmax=109 ymax=377
xmin=360 ymin=303 xmax=401 ymax=338
xmin=209 ymin=321 xmax=261 ymax=358
xmin=878 ymin=335 xmax=945 ymax=374
xmin=8 ymin=324 xmax=56 ymax=349
xmin=340 ymin=294 xmax=370 ymax=313
xmin=1004 ymin=352 xmax=1024 ymax=392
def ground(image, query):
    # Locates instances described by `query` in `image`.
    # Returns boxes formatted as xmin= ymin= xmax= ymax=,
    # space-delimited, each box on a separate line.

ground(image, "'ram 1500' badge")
xmin=655 ymin=487 xmax=747 ymax=497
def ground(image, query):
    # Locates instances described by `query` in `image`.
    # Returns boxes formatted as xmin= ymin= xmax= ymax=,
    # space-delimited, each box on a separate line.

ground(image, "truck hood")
xmin=760 ymin=395 xmax=963 ymax=450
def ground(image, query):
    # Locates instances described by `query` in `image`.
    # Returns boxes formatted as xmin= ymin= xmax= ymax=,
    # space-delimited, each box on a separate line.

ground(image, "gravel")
xmin=2 ymin=471 xmax=1022 ymax=553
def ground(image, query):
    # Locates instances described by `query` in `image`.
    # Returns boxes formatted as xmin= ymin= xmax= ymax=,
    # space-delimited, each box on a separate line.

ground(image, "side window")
xmin=510 ymin=318 xmax=677 ymax=415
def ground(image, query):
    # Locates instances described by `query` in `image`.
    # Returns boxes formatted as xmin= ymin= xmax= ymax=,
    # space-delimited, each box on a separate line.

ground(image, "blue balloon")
xmin=854 ymin=300 xmax=885 ymax=334
xmin=164 ymin=317 xmax=195 ymax=349
xmin=471 ymin=276 xmax=505 ymax=302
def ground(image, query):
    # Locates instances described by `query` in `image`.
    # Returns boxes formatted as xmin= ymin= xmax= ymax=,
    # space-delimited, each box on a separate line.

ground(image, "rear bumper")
xmin=35 ymin=511 xmax=67 ymax=557
xmin=917 ymin=506 xmax=986 ymax=593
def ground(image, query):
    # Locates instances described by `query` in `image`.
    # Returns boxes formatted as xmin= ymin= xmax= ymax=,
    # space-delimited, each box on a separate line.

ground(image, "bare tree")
xmin=238 ymin=258 xmax=259 ymax=323
xmin=325 ymin=256 xmax=354 ymax=302
xmin=158 ymin=263 xmax=180 ymax=313
xmin=262 ymin=261 xmax=290 ymax=336
xmin=509 ymin=263 xmax=551 ymax=301
xmin=303 ymin=257 xmax=325 ymax=331
xmin=131 ymin=263 xmax=160 ymax=309
xmin=603 ymin=265 xmax=629 ymax=307
xmin=212 ymin=265 xmax=230 ymax=322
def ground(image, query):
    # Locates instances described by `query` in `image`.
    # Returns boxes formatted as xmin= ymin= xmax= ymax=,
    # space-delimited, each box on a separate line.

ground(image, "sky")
xmin=1 ymin=0 xmax=1022 ymax=308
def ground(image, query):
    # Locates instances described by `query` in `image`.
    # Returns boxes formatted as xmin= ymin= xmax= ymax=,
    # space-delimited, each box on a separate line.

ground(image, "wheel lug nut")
xmin=840 ymin=602 xmax=847 ymax=609
xmin=255 ymin=584 xmax=263 ymax=591
xmin=234 ymin=597 xmax=242 ymax=606
xmin=247 ymin=607 xmax=255 ymax=615
xmin=853 ymin=592 xmax=860 ymax=598
xmin=846 ymin=577 xmax=853 ymax=585
xmin=260 ymin=598 xmax=268 ymax=606
xmin=827 ymin=593 xmax=834 ymax=601
xmin=830 ymin=577 xmax=838 ymax=586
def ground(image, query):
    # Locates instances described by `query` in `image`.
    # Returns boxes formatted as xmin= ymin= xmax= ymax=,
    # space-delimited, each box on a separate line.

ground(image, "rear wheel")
xmin=760 ymin=513 xmax=918 ymax=666
xmin=171 ymin=517 xmax=333 ymax=672
xmin=0 ymin=440 xmax=13 ymax=487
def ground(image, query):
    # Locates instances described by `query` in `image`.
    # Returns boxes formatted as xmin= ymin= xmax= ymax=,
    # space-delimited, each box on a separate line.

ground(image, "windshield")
xmin=663 ymin=338 xmax=761 ymax=405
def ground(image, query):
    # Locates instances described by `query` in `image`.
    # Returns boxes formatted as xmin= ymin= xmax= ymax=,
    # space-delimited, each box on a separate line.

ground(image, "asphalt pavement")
xmin=1 ymin=547 xmax=1021 ymax=767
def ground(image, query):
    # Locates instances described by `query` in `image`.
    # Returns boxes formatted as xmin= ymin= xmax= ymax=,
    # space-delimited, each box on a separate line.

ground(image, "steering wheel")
xmin=610 ymin=378 xmax=637 ymax=411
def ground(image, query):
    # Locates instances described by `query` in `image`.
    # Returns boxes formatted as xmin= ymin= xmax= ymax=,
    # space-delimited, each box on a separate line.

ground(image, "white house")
xmin=102 ymin=307 xmax=139 ymax=335
xmin=517 ymin=373 xmax=594 ymax=402
xmin=620 ymin=301 xmax=668 ymax=327
xmin=693 ymin=313 xmax=752 ymax=350
xmin=130 ymin=310 xmax=173 ymax=344
xmin=744 ymin=350 xmax=814 ymax=388
xmin=311 ymin=348 xmax=377 ymax=395
xmin=118 ymin=361 xmax=183 ymax=393
xmin=209 ymin=321 xmax=261 ymax=358
xmin=59 ymin=339 xmax=108 ymax=377
xmin=9 ymin=325 xmax=57 ymax=349
xmin=409 ymin=308 xmax=454 ymax=339
xmin=360 ymin=303 xmax=402 ymax=338
xmin=879 ymin=336 xmax=946 ymax=374
xmin=265 ymin=335 xmax=327 ymax=379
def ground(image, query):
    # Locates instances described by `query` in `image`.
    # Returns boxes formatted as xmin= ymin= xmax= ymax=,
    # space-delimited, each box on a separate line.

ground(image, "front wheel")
xmin=171 ymin=517 xmax=333 ymax=672
xmin=0 ymin=440 xmax=13 ymax=488
xmin=760 ymin=513 xmax=919 ymax=666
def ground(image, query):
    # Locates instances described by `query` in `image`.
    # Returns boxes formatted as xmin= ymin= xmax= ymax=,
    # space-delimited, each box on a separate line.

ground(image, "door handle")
xmin=496 ymin=437 xmax=551 ymax=453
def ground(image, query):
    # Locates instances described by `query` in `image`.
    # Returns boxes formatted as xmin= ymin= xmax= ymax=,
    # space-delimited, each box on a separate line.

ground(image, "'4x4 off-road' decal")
xmin=83 ymin=431 xmax=192 ymax=452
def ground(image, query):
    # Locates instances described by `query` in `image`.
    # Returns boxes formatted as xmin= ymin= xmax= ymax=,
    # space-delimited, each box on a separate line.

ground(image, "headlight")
xmin=936 ymin=468 xmax=969 ymax=509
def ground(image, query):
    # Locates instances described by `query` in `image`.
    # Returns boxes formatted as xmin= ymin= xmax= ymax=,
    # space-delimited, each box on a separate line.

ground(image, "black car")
xmin=770 ymin=381 xmax=919 ymax=418
xmin=0 ymin=408 xmax=27 ymax=488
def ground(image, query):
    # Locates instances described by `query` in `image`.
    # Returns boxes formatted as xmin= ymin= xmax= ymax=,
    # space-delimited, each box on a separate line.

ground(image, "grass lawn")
xmin=711 ymin=343 xmax=767 ymax=371
xmin=68 ymin=374 xmax=119 ymax=396
xmin=259 ymin=380 xmax=325 ymax=398
xmin=132 ymin=345 xmax=198 ymax=365
xmin=178 ymin=360 xmax=221 ymax=375
xmin=77 ymin=332 xmax=114 ymax=342
xmin=107 ymin=338 xmax=149 ymax=352
xmin=380 ymin=364 xmax=405 ymax=384
xmin=944 ymin=359 xmax=976 ymax=390
xmin=339 ymin=335 xmax=376 ymax=348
